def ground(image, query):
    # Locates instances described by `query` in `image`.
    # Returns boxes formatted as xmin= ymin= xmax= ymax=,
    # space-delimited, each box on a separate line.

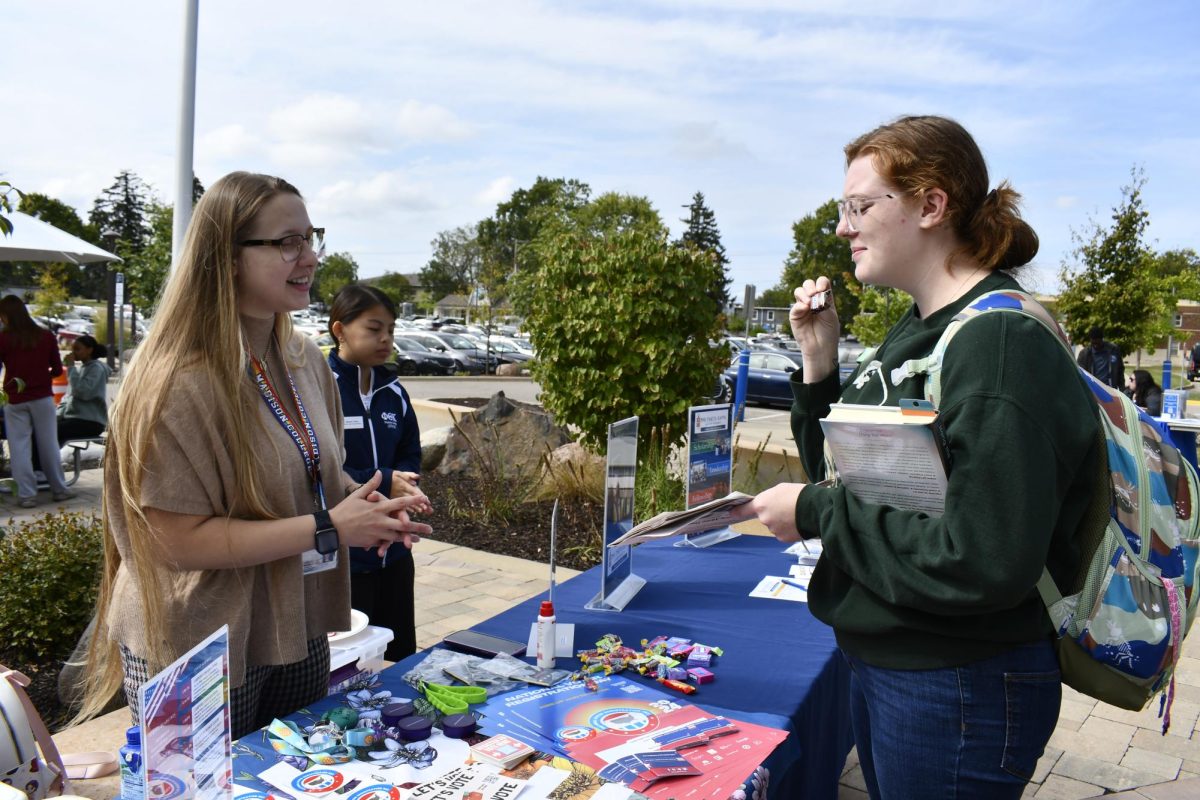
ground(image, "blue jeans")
xmin=845 ymin=639 xmax=1060 ymax=800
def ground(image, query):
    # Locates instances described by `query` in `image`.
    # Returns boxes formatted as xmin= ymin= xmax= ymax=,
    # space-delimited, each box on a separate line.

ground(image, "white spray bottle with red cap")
xmin=535 ymin=600 xmax=556 ymax=668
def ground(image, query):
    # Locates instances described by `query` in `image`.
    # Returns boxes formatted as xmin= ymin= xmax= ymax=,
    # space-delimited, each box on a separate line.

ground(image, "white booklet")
xmin=820 ymin=401 xmax=951 ymax=516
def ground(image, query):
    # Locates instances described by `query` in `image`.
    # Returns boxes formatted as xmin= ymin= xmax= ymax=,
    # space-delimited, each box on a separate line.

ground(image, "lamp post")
xmin=101 ymin=229 xmax=119 ymax=370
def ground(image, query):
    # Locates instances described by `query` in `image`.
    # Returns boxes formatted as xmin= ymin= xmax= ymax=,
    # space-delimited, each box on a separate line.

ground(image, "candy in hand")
xmin=809 ymin=291 xmax=830 ymax=313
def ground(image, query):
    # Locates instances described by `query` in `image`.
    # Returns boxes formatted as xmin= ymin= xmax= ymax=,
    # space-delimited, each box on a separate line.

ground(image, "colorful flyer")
xmin=567 ymin=705 xmax=789 ymax=800
xmin=139 ymin=625 xmax=233 ymax=800
xmin=684 ymin=404 xmax=733 ymax=507
xmin=476 ymin=674 xmax=684 ymax=759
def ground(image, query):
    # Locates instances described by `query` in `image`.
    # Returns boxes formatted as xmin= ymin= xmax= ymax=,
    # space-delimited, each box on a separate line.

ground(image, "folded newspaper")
xmin=607 ymin=491 xmax=756 ymax=547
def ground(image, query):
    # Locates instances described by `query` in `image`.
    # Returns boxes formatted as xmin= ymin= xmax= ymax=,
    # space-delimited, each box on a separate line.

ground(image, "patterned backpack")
xmin=898 ymin=289 xmax=1200 ymax=726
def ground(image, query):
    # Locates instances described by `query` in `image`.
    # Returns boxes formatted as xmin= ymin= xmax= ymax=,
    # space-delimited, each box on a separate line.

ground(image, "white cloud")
xmin=394 ymin=101 xmax=475 ymax=142
xmin=475 ymin=176 xmax=516 ymax=206
xmin=1055 ymin=196 xmax=1079 ymax=209
xmin=671 ymin=123 xmax=751 ymax=161
xmin=198 ymin=124 xmax=263 ymax=160
xmin=313 ymin=173 xmax=441 ymax=217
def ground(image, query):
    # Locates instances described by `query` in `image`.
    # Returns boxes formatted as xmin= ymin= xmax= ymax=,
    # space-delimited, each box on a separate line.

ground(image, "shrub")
xmin=0 ymin=512 xmax=103 ymax=663
xmin=518 ymin=210 xmax=727 ymax=453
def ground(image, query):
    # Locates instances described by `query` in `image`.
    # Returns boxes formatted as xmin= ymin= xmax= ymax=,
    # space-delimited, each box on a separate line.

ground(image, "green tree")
xmin=89 ymin=170 xmax=152 ymax=254
xmin=677 ymin=191 xmax=732 ymax=309
xmin=121 ymin=201 xmax=174 ymax=312
xmin=1056 ymin=167 xmax=1171 ymax=355
xmin=846 ymin=284 xmax=911 ymax=346
xmin=779 ymin=199 xmax=858 ymax=321
xmin=32 ymin=265 xmax=72 ymax=319
xmin=476 ymin=177 xmax=592 ymax=294
xmin=419 ymin=225 xmax=481 ymax=302
xmin=371 ymin=272 xmax=416 ymax=305
xmin=576 ymin=192 xmax=662 ymax=237
xmin=521 ymin=206 xmax=727 ymax=452
xmin=1155 ymin=248 xmax=1200 ymax=302
xmin=314 ymin=251 xmax=359 ymax=306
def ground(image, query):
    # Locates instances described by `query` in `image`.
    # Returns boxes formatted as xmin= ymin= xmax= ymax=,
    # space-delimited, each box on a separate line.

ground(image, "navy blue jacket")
xmin=329 ymin=352 xmax=422 ymax=572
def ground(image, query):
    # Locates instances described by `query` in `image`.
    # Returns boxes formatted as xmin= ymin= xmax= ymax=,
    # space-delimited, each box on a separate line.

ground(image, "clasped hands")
xmin=333 ymin=471 xmax=433 ymax=558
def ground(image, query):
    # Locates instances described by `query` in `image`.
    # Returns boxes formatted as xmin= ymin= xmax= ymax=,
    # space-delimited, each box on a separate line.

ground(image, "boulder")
xmin=496 ymin=362 xmax=524 ymax=377
xmin=438 ymin=392 xmax=571 ymax=481
xmin=420 ymin=426 xmax=453 ymax=472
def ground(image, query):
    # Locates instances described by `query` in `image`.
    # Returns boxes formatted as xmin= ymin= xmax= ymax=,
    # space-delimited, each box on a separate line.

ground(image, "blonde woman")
xmin=77 ymin=172 xmax=431 ymax=738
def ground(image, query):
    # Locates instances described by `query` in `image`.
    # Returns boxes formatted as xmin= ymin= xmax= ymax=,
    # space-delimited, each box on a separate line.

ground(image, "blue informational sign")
xmin=140 ymin=626 xmax=233 ymax=800
xmin=680 ymin=403 xmax=741 ymax=549
xmin=685 ymin=404 xmax=733 ymax=508
xmin=586 ymin=417 xmax=646 ymax=612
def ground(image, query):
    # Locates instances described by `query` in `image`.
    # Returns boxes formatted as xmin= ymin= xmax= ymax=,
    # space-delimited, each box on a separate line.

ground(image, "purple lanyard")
xmin=248 ymin=352 xmax=326 ymax=510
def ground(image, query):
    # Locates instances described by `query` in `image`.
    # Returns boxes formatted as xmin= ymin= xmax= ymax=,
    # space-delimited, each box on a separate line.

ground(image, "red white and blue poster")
xmin=139 ymin=625 xmax=233 ymax=800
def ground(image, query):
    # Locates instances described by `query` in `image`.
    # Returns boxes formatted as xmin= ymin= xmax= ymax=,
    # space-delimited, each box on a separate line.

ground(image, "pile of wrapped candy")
xmin=572 ymin=634 xmax=722 ymax=694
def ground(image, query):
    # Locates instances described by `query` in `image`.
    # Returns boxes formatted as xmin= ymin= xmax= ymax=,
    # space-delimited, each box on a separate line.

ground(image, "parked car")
xmin=428 ymin=331 xmax=504 ymax=372
xmin=485 ymin=336 xmax=535 ymax=363
xmin=311 ymin=332 xmax=456 ymax=376
xmin=396 ymin=330 xmax=487 ymax=374
xmin=718 ymin=350 xmax=804 ymax=407
xmin=391 ymin=336 xmax=457 ymax=375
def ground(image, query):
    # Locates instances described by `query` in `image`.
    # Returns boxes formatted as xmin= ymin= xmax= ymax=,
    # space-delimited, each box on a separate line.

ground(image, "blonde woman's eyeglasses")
xmin=240 ymin=228 xmax=326 ymax=262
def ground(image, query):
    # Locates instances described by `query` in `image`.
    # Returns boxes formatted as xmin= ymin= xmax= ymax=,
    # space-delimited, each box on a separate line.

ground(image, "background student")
xmin=327 ymin=283 xmax=430 ymax=661
xmin=0 ymin=294 xmax=74 ymax=506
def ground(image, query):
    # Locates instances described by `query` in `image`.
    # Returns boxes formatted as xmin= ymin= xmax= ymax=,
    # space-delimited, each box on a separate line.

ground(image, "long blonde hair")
xmin=75 ymin=172 xmax=303 ymax=722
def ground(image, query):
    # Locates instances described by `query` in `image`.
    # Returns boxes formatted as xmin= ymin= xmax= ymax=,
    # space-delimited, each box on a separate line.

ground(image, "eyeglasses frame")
xmin=239 ymin=227 xmax=326 ymax=262
xmin=836 ymin=194 xmax=900 ymax=233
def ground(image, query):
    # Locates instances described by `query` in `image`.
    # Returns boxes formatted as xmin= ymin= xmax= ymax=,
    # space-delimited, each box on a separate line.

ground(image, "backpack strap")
xmin=902 ymin=290 xmax=1105 ymax=622
xmin=911 ymin=289 xmax=1075 ymax=407
xmin=1 ymin=666 xmax=69 ymax=796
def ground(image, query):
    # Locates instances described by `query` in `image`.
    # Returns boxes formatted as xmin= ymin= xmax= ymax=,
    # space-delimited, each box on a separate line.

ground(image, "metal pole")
xmin=171 ymin=0 xmax=200 ymax=268
xmin=105 ymin=269 xmax=116 ymax=370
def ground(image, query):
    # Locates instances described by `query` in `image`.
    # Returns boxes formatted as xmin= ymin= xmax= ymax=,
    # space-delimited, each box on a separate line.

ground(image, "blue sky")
xmin=4 ymin=1 xmax=1198 ymax=298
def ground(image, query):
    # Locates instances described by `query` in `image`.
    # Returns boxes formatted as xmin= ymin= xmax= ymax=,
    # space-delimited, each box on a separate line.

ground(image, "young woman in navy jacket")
xmin=328 ymin=284 xmax=431 ymax=660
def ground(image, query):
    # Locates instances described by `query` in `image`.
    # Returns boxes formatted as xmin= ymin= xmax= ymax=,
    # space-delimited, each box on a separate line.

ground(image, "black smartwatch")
xmin=312 ymin=509 xmax=340 ymax=555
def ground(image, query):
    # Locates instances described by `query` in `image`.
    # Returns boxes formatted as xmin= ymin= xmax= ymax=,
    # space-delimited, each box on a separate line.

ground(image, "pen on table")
xmin=780 ymin=578 xmax=808 ymax=591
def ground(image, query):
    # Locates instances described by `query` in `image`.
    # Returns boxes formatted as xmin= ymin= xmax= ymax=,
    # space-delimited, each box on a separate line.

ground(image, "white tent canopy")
xmin=0 ymin=211 xmax=120 ymax=264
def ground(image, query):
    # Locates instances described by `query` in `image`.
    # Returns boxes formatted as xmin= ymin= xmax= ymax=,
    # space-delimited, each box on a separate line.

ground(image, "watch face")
xmin=315 ymin=527 xmax=339 ymax=555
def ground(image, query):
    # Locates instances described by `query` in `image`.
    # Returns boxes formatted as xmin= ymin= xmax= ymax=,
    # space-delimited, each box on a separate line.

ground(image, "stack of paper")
xmin=470 ymin=733 xmax=537 ymax=770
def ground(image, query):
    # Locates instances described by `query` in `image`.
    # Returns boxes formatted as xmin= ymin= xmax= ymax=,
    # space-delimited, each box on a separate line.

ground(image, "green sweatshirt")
xmin=792 ymin=270 xmax=1103 ymax=669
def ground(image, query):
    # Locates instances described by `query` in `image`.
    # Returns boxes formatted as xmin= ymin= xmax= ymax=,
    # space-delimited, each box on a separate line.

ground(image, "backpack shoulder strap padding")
xmin=915 ymin=289 xmax=1074 ymax=408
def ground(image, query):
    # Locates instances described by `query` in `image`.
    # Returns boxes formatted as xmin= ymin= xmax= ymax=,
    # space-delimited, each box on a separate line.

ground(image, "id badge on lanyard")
xmin=250 ymin=350 xmax=338 ymax=575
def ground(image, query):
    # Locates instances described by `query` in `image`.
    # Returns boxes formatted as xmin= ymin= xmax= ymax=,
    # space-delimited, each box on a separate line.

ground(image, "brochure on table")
xmin=139 ymin=625 xmax=233 ymax=800
xmin=678 ymin=403 xmax=740 ymax=549
xmin=586 ymin=416 xmax=646 ymax=612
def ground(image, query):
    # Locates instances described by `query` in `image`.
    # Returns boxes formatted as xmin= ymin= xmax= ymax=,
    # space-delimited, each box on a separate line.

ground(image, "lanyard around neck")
xmin=248 ymin=345 xmax=325 ymax=510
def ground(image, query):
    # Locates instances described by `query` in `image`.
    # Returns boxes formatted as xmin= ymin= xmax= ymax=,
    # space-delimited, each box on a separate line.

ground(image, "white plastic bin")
xmin=328 ymin=625 xmax=393 ymax=694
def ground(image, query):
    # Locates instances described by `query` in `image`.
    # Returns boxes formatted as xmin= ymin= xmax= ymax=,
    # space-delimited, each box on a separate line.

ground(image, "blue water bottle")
xmin=119 ymin=725 xmax=143 ymax=800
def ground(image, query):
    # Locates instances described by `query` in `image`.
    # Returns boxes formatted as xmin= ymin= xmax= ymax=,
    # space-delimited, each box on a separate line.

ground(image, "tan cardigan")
xmin=104 ymin=321 xmax=352 ymax=687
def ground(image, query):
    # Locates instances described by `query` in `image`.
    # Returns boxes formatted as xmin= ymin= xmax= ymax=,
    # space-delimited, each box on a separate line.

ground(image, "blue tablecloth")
xmin=230 ymin=535 xmax=853 ymax=799
xmin=474 ymin=534 xmax=853 ymax=799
